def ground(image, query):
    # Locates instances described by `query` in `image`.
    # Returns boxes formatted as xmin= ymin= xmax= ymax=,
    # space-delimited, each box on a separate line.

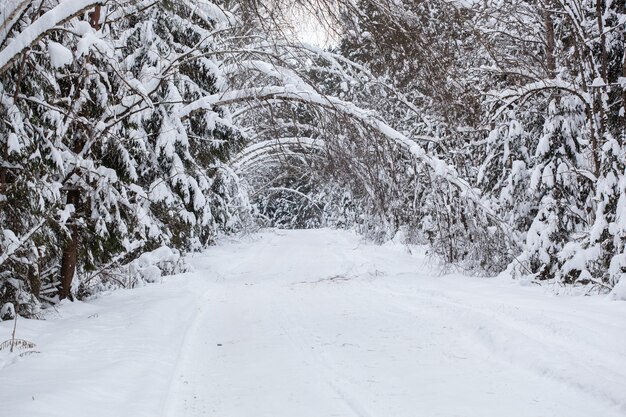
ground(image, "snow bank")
xmin=611 ymin=278 xmax=626 ymax=301
xmin=0 ymin=273 xmax=210 ymax=417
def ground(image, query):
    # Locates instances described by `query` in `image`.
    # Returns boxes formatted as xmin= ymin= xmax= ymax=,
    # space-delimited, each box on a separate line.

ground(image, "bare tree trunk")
xmin=58 ymin=127 xmax=84 ymax=300
xmin=27 ymin=264 xmax=40 ymax=300
xmin=543 ymin=6 xmax=556 ymax=79
xmin=593 ymin=0 xmax=607 ymax=176
xmin=621 ymin=48 xmax=626 ymax=145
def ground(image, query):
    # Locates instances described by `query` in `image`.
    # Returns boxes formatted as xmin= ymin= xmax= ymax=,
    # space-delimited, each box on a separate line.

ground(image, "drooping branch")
xmin=0 ymin=0 xmax=103 ymax=74
xmin=180 ymin=85 xmax=486 ymax=207
xmin=0 ymin=219 xmax=46 ymax=268
xmin=232 ymin=137 xmax=325 ymax=171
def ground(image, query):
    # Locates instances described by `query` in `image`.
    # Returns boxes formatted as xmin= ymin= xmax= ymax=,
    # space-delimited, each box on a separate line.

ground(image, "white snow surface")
xmin=47 ymin=41 xmax=73 ymax=68
xmin=1 ymin=229 xmax=625 ymax=417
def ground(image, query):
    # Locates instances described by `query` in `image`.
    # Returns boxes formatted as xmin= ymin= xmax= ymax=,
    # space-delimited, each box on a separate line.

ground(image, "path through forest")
xmin=1 ymin=229 xmax=625 ymax=417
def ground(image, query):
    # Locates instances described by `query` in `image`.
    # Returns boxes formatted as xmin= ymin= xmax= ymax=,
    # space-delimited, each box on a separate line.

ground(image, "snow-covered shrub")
xmin=611 ymin=279 xmax=626 ymax=301
xmin=129 ymin=246 xmax=185 ymax=284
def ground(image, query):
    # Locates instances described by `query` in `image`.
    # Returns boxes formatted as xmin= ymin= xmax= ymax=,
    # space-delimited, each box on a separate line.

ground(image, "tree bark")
xmin=593 ymin=0 xmax=607 ymax=176
xmin=57 ymin=4 xmax=101 ymax=300
xmin=59 ymin=188 xmax=79 ymax=300
xmin=621 ymin=48 xmax=626 ymax=145
xmin=27 ymin=246 xmax=41 ymax=300
xmin=543 ymin=6 xmax=556 ymax=79
xmin=89 ymin=5 xmax=101 ymax=30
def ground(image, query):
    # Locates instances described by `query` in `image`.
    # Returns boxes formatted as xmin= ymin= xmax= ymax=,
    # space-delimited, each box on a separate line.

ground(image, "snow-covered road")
xmin=2 ymin=229 xmax=625 ymax=416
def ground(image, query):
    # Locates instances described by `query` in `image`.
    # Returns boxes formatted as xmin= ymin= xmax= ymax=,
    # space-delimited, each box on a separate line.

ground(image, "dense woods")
xmin=1 ymin=0 xmax=625 ymax=317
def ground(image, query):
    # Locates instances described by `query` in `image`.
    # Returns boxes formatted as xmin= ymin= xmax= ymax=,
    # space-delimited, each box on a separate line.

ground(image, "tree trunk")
xmin=621 ymin=48 xmax=626 ymax=145
xmin=543 ymin=6 xmax=556 ymax=79
xmin=58 ymin=5 xmax=101 ymax=301
xmin=592 ymin=0 xmax=607 ymax=176
xmin=59 ymin=188 xmax=79 ymax=300
xmin=27 ymin=264 xmax=40 ymax=300
xmin=89 ymin=5 xmax=101 ymax=30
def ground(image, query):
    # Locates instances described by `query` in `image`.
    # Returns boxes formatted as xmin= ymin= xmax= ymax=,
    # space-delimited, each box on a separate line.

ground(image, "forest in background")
xmin=1 ymin=0 xmax=625 ymax=317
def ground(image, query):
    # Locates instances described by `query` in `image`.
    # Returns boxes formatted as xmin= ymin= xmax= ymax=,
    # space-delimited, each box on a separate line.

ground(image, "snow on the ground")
xmin=1 ymin=229 xmax=625 ymax=417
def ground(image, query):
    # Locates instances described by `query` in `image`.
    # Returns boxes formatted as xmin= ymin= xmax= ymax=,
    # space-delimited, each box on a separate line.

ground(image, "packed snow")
xmin=1 ymin=229 xmax=625 ymax=417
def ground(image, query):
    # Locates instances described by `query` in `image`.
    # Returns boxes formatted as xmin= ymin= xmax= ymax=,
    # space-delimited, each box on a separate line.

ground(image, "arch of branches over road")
xmin=234 ymin=0 xmax=626 ymax=290
xmin=0 ymin=0 xmax=505 ymax=313
xmin=2 ymin=0 xmax=624 ymax=314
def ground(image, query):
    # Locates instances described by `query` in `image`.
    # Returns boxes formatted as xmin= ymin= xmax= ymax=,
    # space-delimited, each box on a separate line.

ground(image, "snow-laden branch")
xmin=232 ymin=137 xmax=325 ymax=171
xmin=224 ymin=43 xmax=432 ymax=129
xmin=0 ymin=0 xmax=31 ymax=47
xmin=491 ymin=78 xmax=592 ymax=106
xmin=180 ymin=85 xmax=486 ymax=207
xmin=266 ymin=187 xmax=323 ymax=212
xmin=234 ymin=151 xmax=314 ymax=174
xmin=0 ymin=0 xmax=101 ymax=74
xmin=0 ymin=219 xmax=46 ymax=268
xmin=486 ymin=78 xmax=593 ymax=123
xmin=221 ymin=59 xmax=313 ymax=90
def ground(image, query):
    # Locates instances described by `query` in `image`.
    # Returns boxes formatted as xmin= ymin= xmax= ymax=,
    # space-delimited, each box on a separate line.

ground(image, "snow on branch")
xmin=232 ymin=137 xmax=325 ymax=172
xmin=488 ymin=78 xmax=592 ymax=121
xmin=266 ymin=187 xmax=323 ymax=212
xmin=0 ymin=219 xmax=46 ymax=268
xmin=234 ymin=152 xmax=314 ymax=173
xmin=0 ymin=0 xmax=31 ymax=46
xmin=180 ymin=85 xmax=485 ymax=206
xmin=221 ymin=59 xmax=313 ymax=91
xmin=0 ymin=0 xmax=101 ymax=74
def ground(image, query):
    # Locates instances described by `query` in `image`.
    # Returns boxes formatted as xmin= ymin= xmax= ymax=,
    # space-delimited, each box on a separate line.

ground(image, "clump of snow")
xmin=138 ymin=265 xmax=162 ymax=283
xmin=76 ymin=31 xmax=106 ymax=57
xmin=6 ymin=133 xmax=21 ymax=154
xmin=57 ymin=204 xmax=76 ymax=226
xmin=0 ymin=302 xmax=15 ymax=321
xmin=610 ymin=278 xmax=626 ymax=301
xmin=48 ymin=41 xmax=73 ymax=68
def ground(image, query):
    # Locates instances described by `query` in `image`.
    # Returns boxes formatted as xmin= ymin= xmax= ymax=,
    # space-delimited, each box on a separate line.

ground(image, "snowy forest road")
xmin=2 ymin=229 xmax=625 ymax=417
xmin=162 ymin=229 xmax=626 ymax=417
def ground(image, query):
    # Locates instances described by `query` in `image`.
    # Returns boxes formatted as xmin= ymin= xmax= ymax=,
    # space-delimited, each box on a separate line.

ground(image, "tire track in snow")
xmin=365 ymin=283 xmax=626 ymax=413
xmin=271 ymin=286 xmax=378 ymax=417
xmin=160 ymin=229 xmax=626 ymax=417
xmin=161 ymin=289 xmax=213 ymax=417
